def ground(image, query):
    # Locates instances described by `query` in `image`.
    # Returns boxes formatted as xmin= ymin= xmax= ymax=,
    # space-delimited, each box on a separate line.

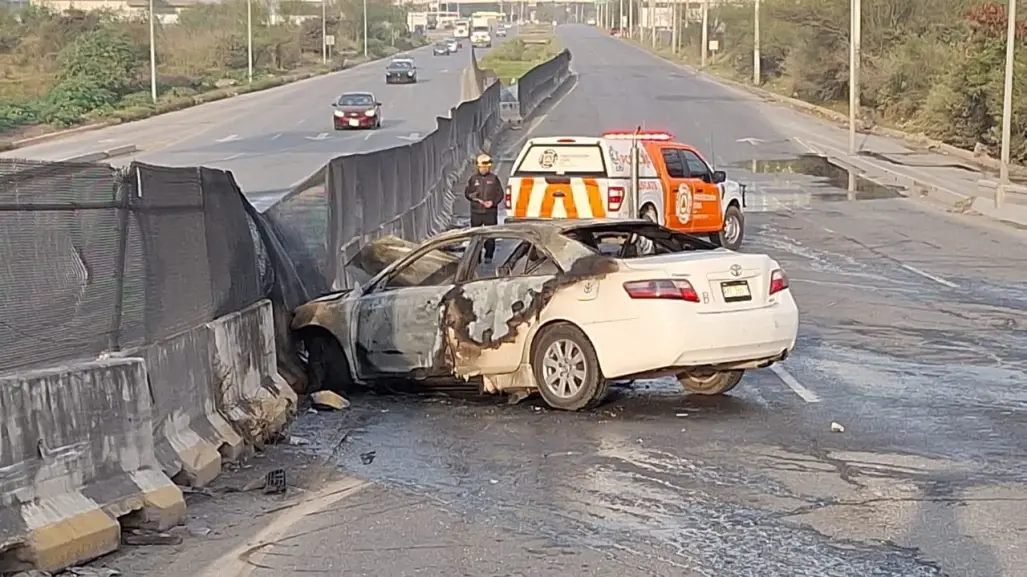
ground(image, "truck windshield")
xmin=513 ymin=143 xmax=608 ymax=177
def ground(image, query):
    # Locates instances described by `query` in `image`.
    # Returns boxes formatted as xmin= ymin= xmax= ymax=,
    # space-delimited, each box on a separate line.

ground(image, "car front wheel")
xmin=678 ymin=369 xmax=744 ymax=395
xmin=305 ymin=334 xmax=354 ymax=394
xmin=532 ymin=323 xmax=608 ymax=411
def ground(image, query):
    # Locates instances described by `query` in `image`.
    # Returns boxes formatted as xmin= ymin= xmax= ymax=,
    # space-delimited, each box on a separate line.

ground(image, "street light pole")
xmin=148 ymin=0 xmax=157 ymax=103
xmin=247 ymin=0 xmax=253 ymax=84
xmin=363 ymin=0 xmax=369 ymax=58
xmin=321 ymin=0 xmax=327 ymax=65
xmin=700 ymin=0 xmax=708 ymax=68
xmin=848 ymin=0 xmax=861 ymax=155
xmin=999 ymin=0 xmax=1017 ymax=208
xmin=753 ymin=0 xmax=760 ymax=85
xmin=648 ymin=0 xmax=656 ymax=47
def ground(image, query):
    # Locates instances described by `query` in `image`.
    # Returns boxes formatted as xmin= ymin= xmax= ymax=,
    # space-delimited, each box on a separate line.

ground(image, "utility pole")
xmin=363 ymin=0 xmax=369 ymax=58
xmin=753 ymin=0 xmax=760 ymax=84
xmin=670 ymin=0 xmax=677 ymax=53
xmin=648 ymin=0 xmax=656 ymax=46
xmin=848 ymin=0 xmax=861 ymax=155
xmin=321 ymin=0 xmax=327 ymax=64
xmin=700 ymin=0 xmax=708 ymax=68
xmin=148 ymin=0 xmax=157 ymax=103
xmin=628 ymin=0 xmax=634 ymax=38
xmin=999 ymin=0 xmax=1017 ymax=208
xmin=247 ymin=0 xmax=253 ymax=84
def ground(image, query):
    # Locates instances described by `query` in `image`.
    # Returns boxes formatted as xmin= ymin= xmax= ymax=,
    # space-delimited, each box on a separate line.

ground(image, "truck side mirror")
xmin=712 ymin=170 xmax=727 ymax=184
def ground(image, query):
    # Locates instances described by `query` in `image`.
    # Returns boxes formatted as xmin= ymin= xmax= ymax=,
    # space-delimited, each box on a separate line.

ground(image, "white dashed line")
xmin=218 ymin=153 xmax=244 ymax=161
xmin=771 ymin=364 xmax=820 ymax=403
xmin=900 ymin=264 xmax=959 ymax=288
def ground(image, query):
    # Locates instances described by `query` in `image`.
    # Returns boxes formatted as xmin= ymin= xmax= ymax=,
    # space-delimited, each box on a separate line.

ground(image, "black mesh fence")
xmin=0 ymin=48 xmax=564 ymax=376
xmin=518 ymin=49 xmax=573 ymax=118
xmin=0 ymin=159 xmax=268 ymax=373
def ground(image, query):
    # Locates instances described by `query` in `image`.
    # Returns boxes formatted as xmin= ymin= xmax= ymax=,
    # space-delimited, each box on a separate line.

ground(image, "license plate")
xmin=721 ymin=280 xmax=751 ymax=301
xmin=348 ymin=119 xmax=360 ymax=127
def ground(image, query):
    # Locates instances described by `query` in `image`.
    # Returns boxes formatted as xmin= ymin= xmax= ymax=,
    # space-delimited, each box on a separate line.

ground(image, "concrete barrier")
xmin=136 ymin=328 xmax=246 ymax=488
xmin=0 ymin=359 xmax=185 ymax=573
xmin=208 ymin=300 xmax=297 ymax=446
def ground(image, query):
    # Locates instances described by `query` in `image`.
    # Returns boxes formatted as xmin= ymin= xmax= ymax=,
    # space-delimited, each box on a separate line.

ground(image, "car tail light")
xmin=505 ymin=185 xmax=512 ymax=209
xmin=769 ymin=269 xmax=789 ymax=295
xmin=623 ymin=279 xmax=699 ymax=302
xmin=608 ymin=186 xmax=624 ymax=211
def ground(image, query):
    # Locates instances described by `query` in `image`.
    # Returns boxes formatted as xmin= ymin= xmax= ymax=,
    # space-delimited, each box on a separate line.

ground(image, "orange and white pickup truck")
xmin=504 ymin=130 xmax=747 ymax=250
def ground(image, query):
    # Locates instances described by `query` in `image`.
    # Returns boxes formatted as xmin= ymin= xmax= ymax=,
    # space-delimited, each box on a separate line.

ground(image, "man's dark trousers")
xmin=470 ymin=210 xmax=498 ymax=260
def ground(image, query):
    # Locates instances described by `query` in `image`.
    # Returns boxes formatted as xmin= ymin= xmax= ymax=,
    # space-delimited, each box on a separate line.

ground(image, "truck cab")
xmin=505 ymin=130 xmax=747 ymax=249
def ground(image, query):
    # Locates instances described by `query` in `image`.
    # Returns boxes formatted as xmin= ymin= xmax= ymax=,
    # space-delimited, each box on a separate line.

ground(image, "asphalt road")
xmin=82 ymin=24 xmax=1027 ymax=577
xmin=1 ymin=41 xmax=487 ymax=200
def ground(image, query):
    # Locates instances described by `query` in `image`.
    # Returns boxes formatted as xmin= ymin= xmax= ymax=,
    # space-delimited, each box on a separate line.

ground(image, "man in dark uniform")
xmin=464 ymin=153 xmax=505 ymax=263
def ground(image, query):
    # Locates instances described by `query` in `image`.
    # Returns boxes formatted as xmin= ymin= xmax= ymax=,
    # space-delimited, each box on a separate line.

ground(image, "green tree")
xmin=57 ymin=26 xmax=141 ymax=95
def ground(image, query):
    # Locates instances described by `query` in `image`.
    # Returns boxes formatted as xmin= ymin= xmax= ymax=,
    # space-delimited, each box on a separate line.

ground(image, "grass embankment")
xmin=478 ymin=35 xmax=563 ymax=86
xmin=627 ymin=0 xmax=1027 ymax=164
xmin=0 ymin=0 xmax=421 ymax=144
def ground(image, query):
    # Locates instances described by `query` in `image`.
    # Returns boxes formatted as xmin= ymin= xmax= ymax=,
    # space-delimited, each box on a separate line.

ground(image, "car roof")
xmin=339 ymin=91 xmax=374 ymax=98
xmin=425 ymin=219 xmax=664 ymax=268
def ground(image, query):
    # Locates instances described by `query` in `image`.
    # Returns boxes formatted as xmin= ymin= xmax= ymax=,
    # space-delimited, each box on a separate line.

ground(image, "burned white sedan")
xmin=292 ymin=220 xmax=799 ymax=411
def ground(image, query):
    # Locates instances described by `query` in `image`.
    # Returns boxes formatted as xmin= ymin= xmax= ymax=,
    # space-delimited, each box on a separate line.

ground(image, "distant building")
xmin=30 ymin=0 xmax=213 ymax=21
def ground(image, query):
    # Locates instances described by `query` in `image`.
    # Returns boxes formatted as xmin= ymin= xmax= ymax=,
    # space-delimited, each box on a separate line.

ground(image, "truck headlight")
xmin=364 ymin=109 xmax=376 ymax=117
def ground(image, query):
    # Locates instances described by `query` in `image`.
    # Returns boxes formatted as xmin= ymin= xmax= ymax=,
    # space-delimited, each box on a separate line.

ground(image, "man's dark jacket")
xmin=464 ymin=172 xmax=504 ymax=214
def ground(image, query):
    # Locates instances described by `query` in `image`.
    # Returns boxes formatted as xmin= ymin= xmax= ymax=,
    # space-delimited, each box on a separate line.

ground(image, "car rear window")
xmin=513 ymin=144 xmax=607 ymax=177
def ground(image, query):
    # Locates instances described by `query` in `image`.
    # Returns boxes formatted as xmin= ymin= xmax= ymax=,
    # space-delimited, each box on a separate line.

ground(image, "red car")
xmin=332 ymin=92 xmax=382 ymax=130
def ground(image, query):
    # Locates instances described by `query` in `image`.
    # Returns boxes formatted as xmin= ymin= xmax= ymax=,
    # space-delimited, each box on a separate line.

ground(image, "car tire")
xmin=710 ymin=204 xmax=744 ymax=251
xmin=678 ymin=369 xmax=744 ymax=396
xmin=304 ymin=334 xmax=354 ymax=394
xmin=532 ymin=323 xmax=608 ymax=411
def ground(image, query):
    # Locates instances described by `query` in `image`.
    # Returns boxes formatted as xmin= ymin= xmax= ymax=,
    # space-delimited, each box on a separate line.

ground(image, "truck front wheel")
xmin=710 ymin=204 xmax=744 ymax=250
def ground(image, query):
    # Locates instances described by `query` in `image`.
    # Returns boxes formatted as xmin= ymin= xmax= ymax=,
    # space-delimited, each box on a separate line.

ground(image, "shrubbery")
xmin=0 ymin=0 xmax=417 ymax=136
xmin=670 ymin=0 xmax=1027 ymax=162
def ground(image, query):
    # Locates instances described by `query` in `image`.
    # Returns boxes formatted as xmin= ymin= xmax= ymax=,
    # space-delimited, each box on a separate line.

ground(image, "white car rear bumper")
xmin=581 ymin=292 xmax=799 ymax=379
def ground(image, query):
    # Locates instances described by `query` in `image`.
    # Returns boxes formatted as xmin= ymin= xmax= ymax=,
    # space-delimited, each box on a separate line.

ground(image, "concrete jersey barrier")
xmin=0 ymin=359 xmax=186 ymax=573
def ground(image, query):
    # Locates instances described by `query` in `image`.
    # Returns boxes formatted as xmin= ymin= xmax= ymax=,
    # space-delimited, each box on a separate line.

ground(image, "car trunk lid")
xmin=618 ymin=251 xmax=776 ymax=312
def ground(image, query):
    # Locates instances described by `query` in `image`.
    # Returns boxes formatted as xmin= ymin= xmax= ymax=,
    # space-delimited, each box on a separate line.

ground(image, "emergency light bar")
xmin=601 ymin=131 xmax=675 ymax=141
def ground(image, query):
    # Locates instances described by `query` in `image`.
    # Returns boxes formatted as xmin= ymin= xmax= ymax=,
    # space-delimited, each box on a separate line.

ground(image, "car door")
xmin=446 ymin=235 xmax=561 ymax=377
xmin=351 ymin=237 xmax=472 ymax=380
xmin=657 ymin=147 xmax=693 ymax=231
xmin=680 ymin=149 xmax=725 ymax=233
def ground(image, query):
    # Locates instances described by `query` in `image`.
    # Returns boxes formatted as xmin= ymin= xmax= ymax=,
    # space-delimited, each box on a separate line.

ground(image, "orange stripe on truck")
xmin=514 ymin=177 xmax=534 ymax=218
xmin=583 ymin=178 xmax=606 ymax=218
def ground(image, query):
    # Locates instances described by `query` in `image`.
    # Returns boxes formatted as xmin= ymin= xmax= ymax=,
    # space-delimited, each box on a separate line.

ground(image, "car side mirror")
xmin=375 ymin=102 xmax=382 ymax=106
xmin=712 ymin=170 xmax=727 ymax=184
xmin=331 ymin=102 xmax=337 ymax=107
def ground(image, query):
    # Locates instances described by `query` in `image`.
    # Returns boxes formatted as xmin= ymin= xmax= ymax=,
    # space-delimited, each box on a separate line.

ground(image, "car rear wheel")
xmin=678 ymin=369 xmax=744 ymax=395
xmin=710 ymin=204 xmax=744 ymax=251
xmin=532 ymin=323 xmax=608 ymax=411
xmin=304 ymin=334 xmax=354 ymax=394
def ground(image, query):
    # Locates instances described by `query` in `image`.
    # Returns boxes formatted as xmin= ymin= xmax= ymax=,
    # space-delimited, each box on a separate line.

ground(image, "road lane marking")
xmin=771 ymin=364 xmax=820 ymax=403
xmin=216 ymin=134 xmax=240 ymax=143
xmin=218 ymin=153 xmax=245 ymax=161
xmin=271 ymin=133 xmax=282 ymax=140
xmin=900 ymin=264 xmax=959 ymax=288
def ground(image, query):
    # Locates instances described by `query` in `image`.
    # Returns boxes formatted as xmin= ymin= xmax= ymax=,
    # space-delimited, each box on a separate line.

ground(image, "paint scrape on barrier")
xmin=0 ymin=359 xmax=186 ymax=573
xmin=135 ymin=327 xmax=246 ymax=488
xmin=209 ymin=300 xmax=297 ymax=445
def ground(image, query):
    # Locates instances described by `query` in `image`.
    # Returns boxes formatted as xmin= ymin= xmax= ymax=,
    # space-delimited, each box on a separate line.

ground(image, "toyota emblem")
xmin=730 ymin=264 xmax=742 ymax=277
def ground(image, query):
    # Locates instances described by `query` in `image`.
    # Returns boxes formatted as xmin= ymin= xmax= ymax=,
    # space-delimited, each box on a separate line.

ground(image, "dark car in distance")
xmin=432 ymin=41 xmax=451 ymax=55
xmin=385 ymin=59 xmax=417 ymax=84
xmin=332 ymin=92 xmax=381 ymax=130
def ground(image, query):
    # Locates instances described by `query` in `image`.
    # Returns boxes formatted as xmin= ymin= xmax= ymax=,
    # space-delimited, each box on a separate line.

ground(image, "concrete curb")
xmin=63 ymin=144 xmax=139 ymax=163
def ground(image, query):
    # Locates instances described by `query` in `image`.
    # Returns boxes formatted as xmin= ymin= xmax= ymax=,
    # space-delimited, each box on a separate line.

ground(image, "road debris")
xmin=288 ymin=435 xmax=311 ymax=446
xmin=63 ymin=569 xmax=121 ymax=577
xmin=311 ymin=390 xmax=350 ymax=411
xmin=360 ymin=450 xmax=377 ymax=465
xmin=264 ymin=469 xmax=288 ymax=494
xmin=122 ymin=529 xmax=183 ymax=546
xmin=830 ymin=422 xmax=845 ymax=433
